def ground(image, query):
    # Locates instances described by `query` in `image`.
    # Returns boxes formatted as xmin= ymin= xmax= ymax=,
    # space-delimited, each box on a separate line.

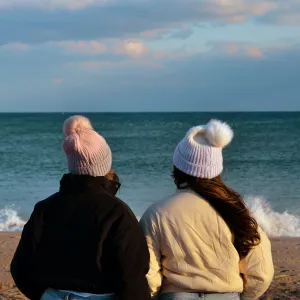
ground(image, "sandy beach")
xmin=0 ymin=233 xmax=300 ymax=300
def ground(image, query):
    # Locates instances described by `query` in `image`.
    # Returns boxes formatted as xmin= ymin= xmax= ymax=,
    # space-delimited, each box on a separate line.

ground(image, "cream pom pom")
xmin=204 ymin=119 xmax=233 ymax=148
xmin=63 ymin=115 xmax=93 ymax=136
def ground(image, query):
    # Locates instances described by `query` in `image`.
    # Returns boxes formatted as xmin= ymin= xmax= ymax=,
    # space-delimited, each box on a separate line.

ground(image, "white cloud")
xmin=123 ymin=41 xmax=148 ymax=57
xmin=115 ymin=40 xmax=148 ymax=58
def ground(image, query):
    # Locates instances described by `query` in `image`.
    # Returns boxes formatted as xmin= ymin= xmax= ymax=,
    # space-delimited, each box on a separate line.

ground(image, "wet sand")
xmin=1 ymin=232 xmax=300 ymax=299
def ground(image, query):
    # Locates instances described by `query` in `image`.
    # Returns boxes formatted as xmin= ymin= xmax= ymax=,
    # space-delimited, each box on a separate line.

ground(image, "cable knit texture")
xmin=173 ymin=119 xmax=234 ymax=179
xmin=62 ymin=115 xmax=112 ymax=177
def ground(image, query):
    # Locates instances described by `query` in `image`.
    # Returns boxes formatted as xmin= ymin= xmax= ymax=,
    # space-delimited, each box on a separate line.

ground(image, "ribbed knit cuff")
xmin=68 ymin=150 xmax=112 ymax=177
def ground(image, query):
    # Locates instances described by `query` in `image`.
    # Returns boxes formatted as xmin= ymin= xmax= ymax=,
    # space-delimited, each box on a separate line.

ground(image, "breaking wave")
xmin=1 ymin=197 xmax=300 ymax=237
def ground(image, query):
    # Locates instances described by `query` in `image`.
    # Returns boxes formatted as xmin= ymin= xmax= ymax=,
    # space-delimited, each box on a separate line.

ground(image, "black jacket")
xmin=10 ymin=174 xmax=150 ymax=300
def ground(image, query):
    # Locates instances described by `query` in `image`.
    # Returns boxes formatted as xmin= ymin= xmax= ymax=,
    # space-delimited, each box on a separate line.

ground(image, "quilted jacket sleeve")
xmin=140 ymin=207 xmax=163 ymax=299
xmin=239 ymin=228 xmax=274 ymax=300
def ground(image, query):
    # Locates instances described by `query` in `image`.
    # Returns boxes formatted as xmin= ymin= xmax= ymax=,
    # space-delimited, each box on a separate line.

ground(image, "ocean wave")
xmin=0 ymin=207 xmax=26 ymax=231
xmin=246 ymin=196 xmax=300 ymax=237
xmin=1 ymin=197 xmax=300 ymax=237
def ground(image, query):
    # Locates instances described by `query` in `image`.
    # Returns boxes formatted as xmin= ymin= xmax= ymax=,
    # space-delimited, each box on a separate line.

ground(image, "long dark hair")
xmin=172 ymin=167 xmax=260 ymax=258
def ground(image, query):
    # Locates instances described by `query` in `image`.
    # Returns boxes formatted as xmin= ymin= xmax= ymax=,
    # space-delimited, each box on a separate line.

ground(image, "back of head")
xmin=173 ymin=119 xmax=260 ymax=258
xmin=62 ymin=115 xmax=112 ymax=177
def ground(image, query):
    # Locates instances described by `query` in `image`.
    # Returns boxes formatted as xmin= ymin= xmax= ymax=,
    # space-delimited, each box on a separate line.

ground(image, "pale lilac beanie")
xmin=173 ymin=119 xmax=233 ymax=179
xmin=62 ymin=115 xmax=112 ymax=177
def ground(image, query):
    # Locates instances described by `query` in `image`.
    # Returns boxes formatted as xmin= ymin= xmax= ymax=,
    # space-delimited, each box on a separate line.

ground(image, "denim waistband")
xmin=43 ymin=288 xmax=116 ymax=300
xmin=159 ymin=292 xmax=240 ymax=300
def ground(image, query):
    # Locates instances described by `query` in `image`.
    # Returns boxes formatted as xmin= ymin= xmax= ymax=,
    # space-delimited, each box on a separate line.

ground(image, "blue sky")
xmin=0 ymin=0 xmax=300 ymax=112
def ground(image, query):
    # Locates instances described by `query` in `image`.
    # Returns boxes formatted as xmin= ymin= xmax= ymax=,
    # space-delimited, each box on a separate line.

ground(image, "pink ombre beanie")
xmin=173 ymin=119 xmax=234 ymax=179
xmin=62 ymin=115 xmax=112 ymax=177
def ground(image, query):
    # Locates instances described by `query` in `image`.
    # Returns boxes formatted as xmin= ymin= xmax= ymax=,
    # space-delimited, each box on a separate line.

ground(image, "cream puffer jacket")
xmin=140 ymin=189 xmax=274 ymax=300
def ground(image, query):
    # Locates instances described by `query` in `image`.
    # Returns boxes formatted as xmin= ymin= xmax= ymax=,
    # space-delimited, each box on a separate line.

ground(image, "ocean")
xmin=0 ymin=112 xmax=299 ymax=237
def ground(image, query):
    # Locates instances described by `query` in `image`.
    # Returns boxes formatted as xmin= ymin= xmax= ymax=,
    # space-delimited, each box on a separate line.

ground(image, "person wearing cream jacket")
xmin=140 ymin=119 xmax=274 ymax=300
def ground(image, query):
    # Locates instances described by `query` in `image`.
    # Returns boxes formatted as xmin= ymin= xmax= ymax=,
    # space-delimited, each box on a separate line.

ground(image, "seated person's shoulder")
xmin=33 ymin=193 xmax=59 ymax=212
xmin=111 ymin=195 xmax=136 ymax=220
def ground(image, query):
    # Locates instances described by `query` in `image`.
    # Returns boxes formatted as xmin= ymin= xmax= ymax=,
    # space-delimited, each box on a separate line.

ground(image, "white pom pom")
xmin=63 ymin=115 xmax=93 ymax=136
xmin=204 ymin=119 xmax=233 ymax=148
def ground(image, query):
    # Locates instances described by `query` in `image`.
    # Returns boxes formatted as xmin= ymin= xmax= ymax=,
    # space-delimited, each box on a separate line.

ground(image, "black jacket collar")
xmin=60 ymin=174 xmax=118 ymax=196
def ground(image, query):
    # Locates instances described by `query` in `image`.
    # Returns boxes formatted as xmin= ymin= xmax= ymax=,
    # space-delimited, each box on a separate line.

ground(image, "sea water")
xmin=0 ymin=112 xmax=299 ymax=237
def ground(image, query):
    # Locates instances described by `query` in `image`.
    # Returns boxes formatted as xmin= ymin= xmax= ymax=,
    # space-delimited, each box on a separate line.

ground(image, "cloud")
xmin=62 ymin=40 xmax=206 ymax=72
xmin=258 ymin=0 xmax=300 ymax=26
xmin=214 ymin=42 xmax=264 ymax=58
xmin=0 ymin=0 xmax=106 ymax=10
xmin=0 ymin=0 xmax=279 ymax=17
xmin=53 ymin=78 xmax=63 ymax=84
xmin=66 ymin=58 xmax=164 ymax=72
xmin=0 ymin=0 xmax=282 ymax=44
xmin=115 ymin=40 xmax=148 ymax=58
xmin=67 ymin=61 xmax=103 ymax=71
xmin=1 ymin=40 xmax=299 ymax=112
xmin=208 ymin=0 xmax=278 ymax=24
xmin=1 ymin=36 xmax=196 ymax=65
xmin=52 ymin=39 xmax=149 ymax=59
xmin=276 ymin=13 xmax=300 ymax=25
xmin=56 ymin=40 xmax=107 ymax=55
xmin=36 ymin=44 xmax=300 ymax=112
xmin=264 ymin=12 xmax=300 ymax=26
xmin=225 ymin=15 xmax=247 ymax=23
xmin=0 ymin=42 xmax=29 ymax=51
xmin=246 ymin=47 xmax=263 ymax=58
xmin=63 ymin=39 xmax=272 ymax=74
xmin=224 ymin=43 xmax=239 ymax=54
xmin=137 ymin=25 xmax=194 ymax=40
xmin=137 ymin=28 xmax=171 ymax=40
xmin=166 ymin=26 xmax=194 ymax=39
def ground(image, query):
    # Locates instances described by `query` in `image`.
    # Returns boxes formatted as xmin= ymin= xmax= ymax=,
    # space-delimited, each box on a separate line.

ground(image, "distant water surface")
xmin=0 ymin=112 xmax=299 ymax=236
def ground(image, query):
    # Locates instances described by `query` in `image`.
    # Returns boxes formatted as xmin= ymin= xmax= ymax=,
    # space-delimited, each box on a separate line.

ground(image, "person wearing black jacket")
xmin=10 ymin=115 xmax=150 ymax=300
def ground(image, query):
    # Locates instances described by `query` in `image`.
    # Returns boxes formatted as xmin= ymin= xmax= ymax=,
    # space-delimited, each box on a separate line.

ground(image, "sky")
xmin=0 ymin=0 xmax=300 ymax=112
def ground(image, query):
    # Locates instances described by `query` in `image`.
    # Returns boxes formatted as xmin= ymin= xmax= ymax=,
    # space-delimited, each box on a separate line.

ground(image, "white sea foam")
xmin=246 ymin=196 xmax=300 ymax=237
xmin=1 ymin=197 xmax=300 ymax=237
xmin=0 ymin=207 xmax=26 ymax=231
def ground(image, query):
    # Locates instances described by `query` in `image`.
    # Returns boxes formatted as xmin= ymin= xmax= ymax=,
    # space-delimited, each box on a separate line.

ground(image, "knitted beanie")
xmin=173 ymin=119 xmax=233 ymax=179
xmin=62 ymin=115 xmax=112 ymax=177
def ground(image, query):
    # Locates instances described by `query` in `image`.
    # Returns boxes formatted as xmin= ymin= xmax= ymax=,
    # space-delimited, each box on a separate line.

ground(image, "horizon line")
xmin=0 ymin=110 xmax=299 ymax=114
